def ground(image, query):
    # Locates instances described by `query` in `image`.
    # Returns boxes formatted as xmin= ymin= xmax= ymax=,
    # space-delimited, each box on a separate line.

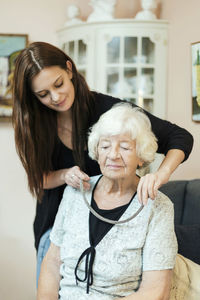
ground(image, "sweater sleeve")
xmin=49 ymin=186 xmax=71 ymax=247
xmin=143 ymin=192 xmax=178 ymax=271
xmin=142 ymin=109 xmax=194 ymax=161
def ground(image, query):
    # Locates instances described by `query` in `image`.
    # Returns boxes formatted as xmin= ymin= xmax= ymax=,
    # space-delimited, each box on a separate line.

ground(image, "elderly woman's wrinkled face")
xmin=97 ymin=133 xmax=143 ymax=180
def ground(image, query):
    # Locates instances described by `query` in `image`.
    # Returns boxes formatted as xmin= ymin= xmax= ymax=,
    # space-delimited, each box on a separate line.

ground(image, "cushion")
xmin=175 ymin=224 xmax=200 ymax=265
xmin=159 ymin=181 xmax=187 ymax=224
xmin=182 ymin=180 xmax=200 ymax=224
xmin=170 ymin=254 xmax=200 ymax=300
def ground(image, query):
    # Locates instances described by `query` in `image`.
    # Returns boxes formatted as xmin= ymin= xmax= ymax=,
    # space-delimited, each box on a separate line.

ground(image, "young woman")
xmin=12 ymin=42 xmax=193 ymax=281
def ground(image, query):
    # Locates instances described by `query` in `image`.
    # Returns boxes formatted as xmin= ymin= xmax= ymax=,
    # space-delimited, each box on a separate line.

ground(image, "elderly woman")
xmin=37 ymin=103 xmax=177 ymax=300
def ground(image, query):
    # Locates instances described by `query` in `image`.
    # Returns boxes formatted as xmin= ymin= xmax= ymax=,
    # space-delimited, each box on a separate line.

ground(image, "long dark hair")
xmin=12 ymin=41 xmax=94 ymax=201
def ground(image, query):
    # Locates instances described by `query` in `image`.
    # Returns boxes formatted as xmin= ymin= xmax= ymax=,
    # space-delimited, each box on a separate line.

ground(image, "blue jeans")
xmin=36 ymin=228 xmax=51 ymax=287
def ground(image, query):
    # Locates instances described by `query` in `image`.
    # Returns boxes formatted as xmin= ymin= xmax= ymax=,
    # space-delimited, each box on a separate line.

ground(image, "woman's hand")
xmin=137 ymin=170 xmax=170 ymax=205
xmin=43 ymin=167 xmax=90 ymax=190
xmin=63 ymin=166 xmax=90 ymax=191
xmin=114 ymin=270 xmax=172 ymax=300
xmin=137 ymin=149 xmax=185 ymax=205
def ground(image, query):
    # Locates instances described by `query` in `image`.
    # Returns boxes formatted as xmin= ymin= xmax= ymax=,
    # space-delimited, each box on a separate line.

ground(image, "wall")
xmin=0 ymin=0 xmax=199 ymax=299
xmin=0 ymin=123 xmax=36 ymax=300
xmin=0 ymin=0 xmax=67 ymax=44
xmin=160 ymin=0 xmax=200 ymax=180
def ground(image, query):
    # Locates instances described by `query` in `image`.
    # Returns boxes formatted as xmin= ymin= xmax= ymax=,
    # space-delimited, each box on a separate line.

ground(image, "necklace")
xmin=80 ymin=180 xmax=144 ymax=224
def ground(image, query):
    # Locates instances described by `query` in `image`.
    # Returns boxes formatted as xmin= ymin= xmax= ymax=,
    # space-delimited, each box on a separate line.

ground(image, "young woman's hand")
xmin=137 ymin=170 xmax=170 ymax=205
xmin=137 ymin=149 xmax=185 ymax=205
xmin=63 ymin=166 xmax=90 ymax=191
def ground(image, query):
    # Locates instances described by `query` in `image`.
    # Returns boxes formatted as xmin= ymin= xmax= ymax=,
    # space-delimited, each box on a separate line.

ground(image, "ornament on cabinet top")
xmin=87 ymin=0 xmax=116 ymax=22
xmin=135 ymin=0 xmax=157 ymax=20
xmin=64 ymin=4 xmax=83 ymax=26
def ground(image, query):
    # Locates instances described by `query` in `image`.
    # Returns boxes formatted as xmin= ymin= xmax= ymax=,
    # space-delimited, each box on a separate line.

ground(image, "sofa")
xmin=160 ymin=179 xmax=200 ymax=265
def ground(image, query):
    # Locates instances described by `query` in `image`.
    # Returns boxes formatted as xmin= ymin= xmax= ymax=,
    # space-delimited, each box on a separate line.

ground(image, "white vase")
xmin=64 ymin=4 xmax=83 ymax=26
xmin=135 ymin=0 xmax=157 ymax=20
xmin=87 ymin=0 xmax=116 ymax=22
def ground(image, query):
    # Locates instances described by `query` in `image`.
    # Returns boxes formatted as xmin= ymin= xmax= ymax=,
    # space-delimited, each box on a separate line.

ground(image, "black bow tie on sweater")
xmin=74 ymin=246 xmax=96 ymax=294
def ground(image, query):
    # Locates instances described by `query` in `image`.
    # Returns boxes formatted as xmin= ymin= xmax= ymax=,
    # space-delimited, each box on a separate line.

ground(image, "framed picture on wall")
xmin=0 ymin=34 xmax=28 ymax=122
xmin=191 ymin=41 xmax=200 ymax=122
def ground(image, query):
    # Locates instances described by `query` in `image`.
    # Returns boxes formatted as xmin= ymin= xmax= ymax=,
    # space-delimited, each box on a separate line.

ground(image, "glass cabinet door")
xmin=105 ymin=35 xmax=156 ymax=113
xmin=107 ymin=37 xmax=120 ymax=63
xmin=106 ymin=36 xmax=137 ymax=105
xmin=62 ymin=39 xmax=87 ymax=79
xmin=139 ymin=37 xmax=155 ymax=113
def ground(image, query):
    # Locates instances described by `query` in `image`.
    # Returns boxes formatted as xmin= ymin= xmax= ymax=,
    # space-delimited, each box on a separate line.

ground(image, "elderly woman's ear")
xmin=137 ymin=160 xmax=144 ymax=169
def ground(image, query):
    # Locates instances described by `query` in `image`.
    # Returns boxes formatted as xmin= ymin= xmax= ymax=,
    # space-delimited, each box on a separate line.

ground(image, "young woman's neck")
xmin=57 ymin=109 xmax=72 ymax=130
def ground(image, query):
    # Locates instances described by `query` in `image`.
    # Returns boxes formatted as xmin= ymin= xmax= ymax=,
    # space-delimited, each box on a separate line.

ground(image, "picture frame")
xmin=0 ymin=33 xmax=28 ymax=122
xmin=191 ymin=41 xmax=200 ymax=122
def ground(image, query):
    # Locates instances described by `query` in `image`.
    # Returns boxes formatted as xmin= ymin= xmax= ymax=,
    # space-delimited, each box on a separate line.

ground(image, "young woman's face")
xmin=31 ymin=61 xmax=75 ymax=112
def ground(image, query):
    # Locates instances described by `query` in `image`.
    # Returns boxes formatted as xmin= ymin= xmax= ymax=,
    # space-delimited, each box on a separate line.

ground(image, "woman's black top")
xmin=33 ymin=91 xmax=194 ymax=250
xmin=89 ymin=176 xmax=136 ymax=246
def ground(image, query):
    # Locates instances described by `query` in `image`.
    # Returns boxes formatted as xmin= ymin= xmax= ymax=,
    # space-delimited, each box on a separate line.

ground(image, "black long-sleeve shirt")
xmin=33 ymin=92 xmax=193 ymax=250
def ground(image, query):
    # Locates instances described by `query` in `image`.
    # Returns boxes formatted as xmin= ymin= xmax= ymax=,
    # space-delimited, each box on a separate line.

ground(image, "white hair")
xmin=88 ymin=102 xmax=158 ymax=166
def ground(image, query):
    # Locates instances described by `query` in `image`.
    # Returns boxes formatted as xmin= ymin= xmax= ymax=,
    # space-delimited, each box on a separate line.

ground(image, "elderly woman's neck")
xmin=99 ymin=175 xmax=140 ymax=197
